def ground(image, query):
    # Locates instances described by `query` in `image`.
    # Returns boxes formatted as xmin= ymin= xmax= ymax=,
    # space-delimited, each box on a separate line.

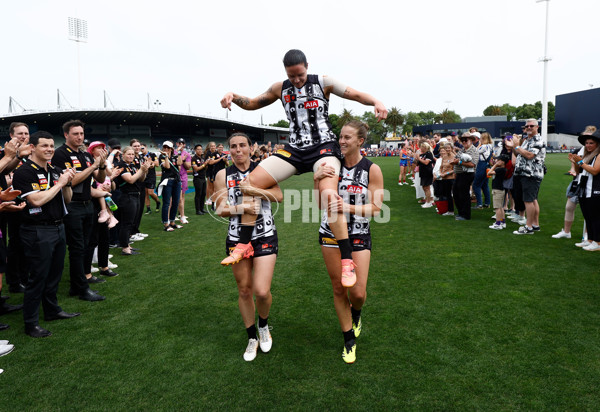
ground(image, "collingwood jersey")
xmin=281 ymin=74 xmax=336 ymax=150
xmin=319 ymin=157 xmax=373 ymax=237
xmin=226 ymin=163 xmax=276 ymax=241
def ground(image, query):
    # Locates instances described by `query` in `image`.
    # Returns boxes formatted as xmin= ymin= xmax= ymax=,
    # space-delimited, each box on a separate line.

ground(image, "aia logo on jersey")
xmin=319 ymin=148 xmax=332 ymax=155
xmin=304 ymin=100 xmax=318 ymax=109
xmin=227 ymin=179 xmax=241 ymax=188
xmin=284 ymin=95 xmax=297 ymax=103
xmin=347 ymin=185 xmax=362 ymax=194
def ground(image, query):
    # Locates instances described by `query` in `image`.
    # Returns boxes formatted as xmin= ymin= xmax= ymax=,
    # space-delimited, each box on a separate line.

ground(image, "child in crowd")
xmin=488 ymin=153 xmax=510 ymax=230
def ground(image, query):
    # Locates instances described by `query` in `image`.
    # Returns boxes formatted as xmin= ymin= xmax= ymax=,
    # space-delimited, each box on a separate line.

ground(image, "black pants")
xmin=511 ymin=175 xmax=525 ymax=212
xmin=118 ymin=192 xmax=140 ymax=247
xmin=453 ymin=172 xmax=474 ymax=219
xmin=6 ymin=215 xmax=29 ymax=287
xmin=580 ymin=196 xmax=600 ymax=242
xmin=21 ymin=224 xmax=66 ymax=326
xmin=64 ymin=201 xmax=94 ymax=294
xmin=133 ymin=189 xmax=145 ymax=235
xmin=440 ymin=179 xmax=455 ymax=212
xmin=193 ymin=177 xmax=207 ymax=213
xmin=85 ymin=202 xmax=109 ymax=273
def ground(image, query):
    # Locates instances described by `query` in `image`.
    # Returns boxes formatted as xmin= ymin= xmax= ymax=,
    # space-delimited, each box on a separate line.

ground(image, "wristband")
xmin=66 ymin=182 xmax=72 ymax=187
xmin=459 ymin=160 xmax=462 ymax=165
xmin=578 ymin=160 xmax=584 ymax=165
xmin=515 ymin=146 xmax=521 ymax=150
xmin=99 ymin=166 xmax=107 ymax=170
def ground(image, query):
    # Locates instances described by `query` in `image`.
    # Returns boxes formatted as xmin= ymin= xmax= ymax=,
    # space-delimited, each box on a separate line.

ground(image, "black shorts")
xmin=521 ymin=176 xmax=542 ymax=202
xmin=144 ymin=178 xmax=156 ymax=190
xmin=226 ymin=233 xmax=278 ymax=258
xmin=420 ymin=175 xmax=433 ymax=187
xmin=318 ymin=232 xmax=372 ymax=251
xmin=272 ymin=141 xmax=342 ymax=175
xmin=0 ymin=239 xmax=6 ymax=273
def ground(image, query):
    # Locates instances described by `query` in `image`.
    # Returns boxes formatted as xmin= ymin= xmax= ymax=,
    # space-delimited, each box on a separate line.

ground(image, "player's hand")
xmin=221 ymin=92 xmax=234 ymax=110
xmin=241 ymin=198 xmax=261 ymax=215
xmin=328 ymin=194 xmax=346 ymax=214
xmin=111 ymin=167 xmax=123 ymax=180
xmin=374 ymin=101 xmax=388 ymax=122
xmin=313 ymin=162 xmax=336 ymax=181
xmin=59 ymin=168 xmax=76 ymax=186
xmin=3 ymin=138 xmax=20 ymax=158
xmin=0 ymin=201 xmax=26 ymax=212
xmin=0 ymin=187 xmax=21 ymax=202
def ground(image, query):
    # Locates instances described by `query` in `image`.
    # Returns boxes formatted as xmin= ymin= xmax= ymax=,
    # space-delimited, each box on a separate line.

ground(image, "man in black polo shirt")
xmin=51 ymin=120 xmax=107 ymax=302
xmin=191 ymin=144 xmax=207 ymax=215
xmin=13 ymin=131 xmax=80 ymax=338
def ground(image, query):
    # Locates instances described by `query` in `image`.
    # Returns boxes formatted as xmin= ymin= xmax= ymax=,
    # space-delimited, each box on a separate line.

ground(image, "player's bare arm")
xmin=221 ymin=82 xmax=282 ymax=111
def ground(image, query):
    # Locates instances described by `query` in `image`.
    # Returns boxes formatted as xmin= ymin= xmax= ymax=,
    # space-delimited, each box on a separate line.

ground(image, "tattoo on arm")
xmin=257 ymin=86 xmax=274 ymax=108
xmin=233 ymin=97 xmax=250 ymax=107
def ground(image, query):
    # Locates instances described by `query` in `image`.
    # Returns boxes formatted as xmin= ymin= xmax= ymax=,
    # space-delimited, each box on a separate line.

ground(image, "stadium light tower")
xmin=536 ymin=0 xmax=551 ymax=144
xmin=68 ymin=17 xmax=88 ymax=107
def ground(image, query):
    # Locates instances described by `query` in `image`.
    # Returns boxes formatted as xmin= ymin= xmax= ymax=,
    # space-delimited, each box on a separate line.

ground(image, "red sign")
xmin=347 ymin=185 xmax=362 ymax=194
xmin=284 ymin=95 xmax=296 ymax=103
xmin=304 ymin=100 xmax=318 ymax=109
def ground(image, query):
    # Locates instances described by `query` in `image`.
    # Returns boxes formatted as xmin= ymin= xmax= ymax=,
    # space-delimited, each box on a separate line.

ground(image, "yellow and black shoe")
xmin=342 ymin=339 xmax=356 ymax=364
xmin=352 ymin=317 xmax=362 ymax=338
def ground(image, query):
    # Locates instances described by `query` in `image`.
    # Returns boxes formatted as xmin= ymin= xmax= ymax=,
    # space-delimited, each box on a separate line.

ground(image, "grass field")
xmin=0 ymin=154 xmax=598 ymax=411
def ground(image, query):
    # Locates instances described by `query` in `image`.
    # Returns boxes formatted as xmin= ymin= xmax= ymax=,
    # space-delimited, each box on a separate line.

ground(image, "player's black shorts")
xmin=144 ymin=178 xmax=156 ymax=190
xmin=226 ymin=233 xmax=278 ymax=257
xmin=272 ymin=141 xmax=342 ymax=174
xmin=318 ymin=232 xmax=372 ymax=251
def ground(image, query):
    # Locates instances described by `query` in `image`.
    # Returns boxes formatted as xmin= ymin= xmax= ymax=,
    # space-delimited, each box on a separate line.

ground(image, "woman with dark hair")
xmin=570 ymin=130 xmax=600 ymax=251
xmin=214 ymin=132 xmax=282 ymax=362
xmin=416 ymin=142 xmax=434 ymax=208
xmin=158 ymin=141 xmax=182 ymax=232
xmin=220 ymin=49 xmax=387 ymax=288
xmin=314 ymin=120 xmax=384 ymax=364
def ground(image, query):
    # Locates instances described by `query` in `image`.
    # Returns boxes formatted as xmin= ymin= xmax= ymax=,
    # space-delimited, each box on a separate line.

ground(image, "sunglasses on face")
xmin=524 ymin=125 xmax=537 ymax=128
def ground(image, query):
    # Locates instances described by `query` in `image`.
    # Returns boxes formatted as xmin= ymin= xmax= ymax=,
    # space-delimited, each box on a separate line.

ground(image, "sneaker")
xmin=243 ymin=338 xmax=259 ymax=361
xmin=491 ymin=214 xmax=497 ymax=220
xmin=0 ymin=344 xmax=14 ymax=357
xmin=342 ymin=339 xmax=356 ymax=364
xmin=552 ymin=230 xmax=571 ymax=239
xmin=108 ymin=254 xmax=113 ymax=259
xmin=352 ymin=317 xmax=362 ymax=338
xmin=136 ymin=233 xmax=149 ymax=238
xmin=91 ymin=266 xmax=99 ymax=273
xmin=98 ymin=209 xmax=110 ymax=223
xmin=513 ymin=226 xmax=534 ymax=235
xmin=0 ymin=340 xmax=9 ymax=345
xmin=531 ymin=226 xmax=541 ymax=232
xmin=258 ymin=325 xmax=272 ymax=353
xmin=473 ymin=205 xmax=483 ymax=209
xmin=583 ymin=241 xmax=600 ymax=251
xmin=100 ymin=269 xmax=119 ymax=277
xmin=155 ymin=202 xmax=161 ymax=212
xmin=129 ymin=235 xmax=144 ymax=242
xmin=145 ymin=209 xmax=151 ymax=215
xmin=341 ymin=259 xmax=357 ymax=288
xmin=575 ymin=240 xmax=591 ymax=248
xmin=511 ymin=217 xmax=526 ymax=225
xmin=489 ymin=222 xmax=504 ymax=230
xmin=175 ymin=216 xmax=180 ymax=221
xmin=442 ymin=212 xmax=454 ymax=216
xmin=107 ymin=215 xmax=119 ymax=229
xmin=398 ymin=182 xmax=403 ymax=186
xmin=107 ymin=261 xmax=118 ymax=269
xmin=180 ymin=216 xmax=189 ymax=224
xmin=421 ymin=202 xmax=433 ymax=208
xmin=221 ymin=242 xmax=254 ymax=266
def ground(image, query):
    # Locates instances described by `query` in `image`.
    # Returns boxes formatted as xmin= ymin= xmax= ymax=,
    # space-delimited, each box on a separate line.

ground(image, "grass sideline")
xmin=0 ymin=154 xmax=598 ymax=410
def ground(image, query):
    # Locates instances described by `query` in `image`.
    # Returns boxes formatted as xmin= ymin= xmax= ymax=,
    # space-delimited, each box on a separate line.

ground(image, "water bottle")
xmin=105 ymin=196 xmax=118 ymax=212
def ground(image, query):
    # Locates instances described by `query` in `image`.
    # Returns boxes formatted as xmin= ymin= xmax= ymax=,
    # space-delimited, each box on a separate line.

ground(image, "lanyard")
xmin=44 ymin=170 xmax=51 ymax=191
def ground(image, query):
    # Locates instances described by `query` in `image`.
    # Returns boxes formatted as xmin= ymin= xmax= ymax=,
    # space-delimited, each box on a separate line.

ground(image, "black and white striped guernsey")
xmin=281 ymin=74 xmax=336 ymax=150
xmin=225 ymin=162 xmax=276 ymax=241
xmin=319 ymin=157 xmax=373 ymax=237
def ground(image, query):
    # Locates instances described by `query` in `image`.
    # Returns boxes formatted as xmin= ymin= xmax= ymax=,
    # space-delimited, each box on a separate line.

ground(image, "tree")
xmin=501 ymin=103 xmax=518 ymax=121
xmin=402 ymin=111 xmax=424 ymax=135
xmin=329 ymin=113 xmax=341 ymax=137
xmin=269 ymin=119 xmax=289 ymax=128
xmin=384 ymin=107 xmax=404 ymax=137
xmin=483 ymin=105 xmax=503 ymax=116
xmin=418 ymin=111 xmax=437 ymax=125
xmin=338 ymin=109 xmax=358 ymax=126
xmin=435 ymin=109 xmax=462 ymax=124
xmin=361 ymin=111 xmax=388 ymax=145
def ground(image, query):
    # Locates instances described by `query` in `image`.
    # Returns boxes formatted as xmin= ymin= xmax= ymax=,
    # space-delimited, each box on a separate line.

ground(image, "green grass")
xmin=1 ymin=154 xmax=599 ymax=410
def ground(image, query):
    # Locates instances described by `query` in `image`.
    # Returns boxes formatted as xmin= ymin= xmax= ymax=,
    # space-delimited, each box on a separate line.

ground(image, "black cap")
xmin=107 ymin=138 xmax=121 ymax=149
xmin=177 ymin=138 xmax=186 ymax=144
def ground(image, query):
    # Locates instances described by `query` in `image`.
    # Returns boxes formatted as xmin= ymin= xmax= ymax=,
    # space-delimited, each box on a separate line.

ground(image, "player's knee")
xmin=254 ymin=288 xmax=271 ymax=302
xmin=351 ymin=289 xmax=367 ymax=305
xmin=238 ymin=286 xmax=252 ymax=301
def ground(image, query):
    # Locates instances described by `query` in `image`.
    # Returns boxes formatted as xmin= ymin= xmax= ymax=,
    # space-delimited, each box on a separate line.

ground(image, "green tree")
xmin=269 ymin=119 xmax=289 ymax=128
xmin=501 ymin=103 xmax=518 ymax=120
xmin=435 ymin=109 xmax=462 ymax=124
xmin=418 ymin=111 xmax=437 ymax=125
xmin=402 ymin=111 xmax=423 ymax=135
xmin=329 ymin=113 xmax=341 ymax=137
xmin=361 ymin=111 xmax=388 ymax=145
xmin=483 ymin=105 xmax=503 ymax=116
xmin=338 ymin=109 xmax=358 ymax=126
xmin=384 ymin=107 xmax=404 ymax=137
